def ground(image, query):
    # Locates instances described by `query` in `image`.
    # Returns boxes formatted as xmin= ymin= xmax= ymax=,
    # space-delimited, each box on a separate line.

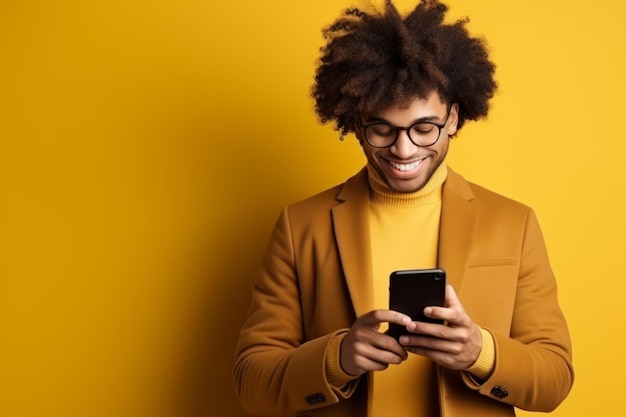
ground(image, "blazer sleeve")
xmin=233 ymin=207 xmax=359 ymax=416
xmin=463 ymin=208 xmax=574 ymax=411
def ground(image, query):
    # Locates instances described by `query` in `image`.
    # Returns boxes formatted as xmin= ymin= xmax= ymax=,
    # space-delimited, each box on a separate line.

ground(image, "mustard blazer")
xmin=234 ymin=167 xmax=573 ymax=417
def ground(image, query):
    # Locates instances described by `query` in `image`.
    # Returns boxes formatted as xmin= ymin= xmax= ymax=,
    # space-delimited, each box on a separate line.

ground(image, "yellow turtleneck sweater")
xmin=368 ymin=162 xmax=447 ymax=417
xmin=324 ymin=163 xmax=494 ymax=416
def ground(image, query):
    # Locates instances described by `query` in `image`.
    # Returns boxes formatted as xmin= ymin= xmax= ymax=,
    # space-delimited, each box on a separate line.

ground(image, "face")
xmin=356 ymin=92 xmax=458 ymax=193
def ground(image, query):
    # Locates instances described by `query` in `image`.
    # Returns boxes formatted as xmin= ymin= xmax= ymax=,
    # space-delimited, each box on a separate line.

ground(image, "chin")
xmin=389 ymin=180 xmax=426 ymax=194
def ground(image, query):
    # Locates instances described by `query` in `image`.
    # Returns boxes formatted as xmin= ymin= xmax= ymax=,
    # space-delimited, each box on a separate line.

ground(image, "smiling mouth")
xmin=389 ymin=159 xmax=423 ymax=172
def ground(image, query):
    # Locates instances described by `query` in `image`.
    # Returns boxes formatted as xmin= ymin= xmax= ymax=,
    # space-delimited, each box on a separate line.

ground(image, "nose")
xmin=390 ymin=129 xmax=418 ymax=158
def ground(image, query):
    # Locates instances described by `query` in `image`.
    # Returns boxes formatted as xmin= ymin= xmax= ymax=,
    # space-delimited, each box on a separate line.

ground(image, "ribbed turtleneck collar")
xmin=367 ymin=162 xmax=448 ymax=208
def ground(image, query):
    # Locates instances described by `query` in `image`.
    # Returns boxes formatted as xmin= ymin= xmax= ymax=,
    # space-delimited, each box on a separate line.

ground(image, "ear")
xmin=354 ymin=123 xmax=365 ymax=146
xmin=446 ymin=103 xmax=460 ymax=136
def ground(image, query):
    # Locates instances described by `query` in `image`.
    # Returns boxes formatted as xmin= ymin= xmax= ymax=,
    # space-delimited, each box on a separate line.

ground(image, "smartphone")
xmin=388 ymin=268 xmax=446 ymax=340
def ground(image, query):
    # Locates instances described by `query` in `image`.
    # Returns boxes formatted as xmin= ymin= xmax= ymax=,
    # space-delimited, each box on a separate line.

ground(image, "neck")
xmin=367 ymin=162 xmax=448 ymax=207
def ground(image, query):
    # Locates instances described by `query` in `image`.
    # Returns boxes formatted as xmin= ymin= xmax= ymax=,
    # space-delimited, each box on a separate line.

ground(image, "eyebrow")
xmin=363 ymin=114 xmax=443 ymax=125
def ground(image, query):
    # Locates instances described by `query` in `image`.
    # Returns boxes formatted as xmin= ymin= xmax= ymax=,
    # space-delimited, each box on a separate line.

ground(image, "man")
xmin=233 ymin=1 xmax=574 ymax=416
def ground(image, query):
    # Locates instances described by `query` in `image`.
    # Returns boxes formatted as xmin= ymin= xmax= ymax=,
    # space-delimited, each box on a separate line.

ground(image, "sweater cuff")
xmin=465 ymin=326 xmax=495 ymax=381
xmin=325 ymin=332 xmax=358 ymax=388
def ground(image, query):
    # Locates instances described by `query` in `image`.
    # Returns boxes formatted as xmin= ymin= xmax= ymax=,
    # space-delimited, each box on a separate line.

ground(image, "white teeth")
xmin=390 ymin=160 xmax=421 ymax=171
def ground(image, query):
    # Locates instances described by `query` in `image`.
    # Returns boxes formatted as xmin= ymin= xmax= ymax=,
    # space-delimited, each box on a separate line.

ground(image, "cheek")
xmin=361 ymin=146 xmax=379 ymax=163
xmin=432 ymin=139 xmax=450 ymax=156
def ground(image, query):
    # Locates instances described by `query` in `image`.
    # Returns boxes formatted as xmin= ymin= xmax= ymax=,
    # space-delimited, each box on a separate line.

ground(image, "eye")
xmin=411 ymin=123 xmax=436 ymax=134
xmin=368 ymin=123 xmax=395 ymax=136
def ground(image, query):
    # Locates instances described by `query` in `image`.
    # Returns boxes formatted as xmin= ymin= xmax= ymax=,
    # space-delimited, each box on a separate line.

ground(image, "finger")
xmin=349 ymin=318 xmax=410 ymax=359
xmin=406 ymin=320 xmax=451 ymax=339
xmin=444 ymin=284 xmax=464 ymax=311
xmin=360 ymin=309 xmax=412 ymax=328
xmin=400 ymin=333 xmax=457 ymax=352
xmin=403 ymin=339 xmax=478 ymax=371
xmin=346 ymin=332 xmax=408 ymax=368
xmin=403 ymin=346 xmax=466 ymax=370
xmin=421 ymin=285 xmax=466 ymax=324
xmin=368 ymin=345 xmax=408 ymax=365
xmin=356 ymin=357 xmax=391 ymax=373
xmin=371 ymin=332 xmax=409 ymax=360
xmin=349 ymin=350 xmax=402 ymax=374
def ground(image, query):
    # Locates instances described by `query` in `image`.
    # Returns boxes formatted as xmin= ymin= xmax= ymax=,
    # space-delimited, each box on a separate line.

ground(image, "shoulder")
xmin=470 ymin=181 xmax=527 ymax=210
xmin=444 ymin=169 xmax=542 ymax=253
xmin=446 ymin=167 xmax=532 ymax=220
xmin=448 ymin=168 xmax=527 ymax=205
xmin=286 ymin=168 xmax=368 ymax=214
xmin=269 ymin=168 xmax=369 ymax=239
xmin=289 ymin=184 xmax=344 ymax=211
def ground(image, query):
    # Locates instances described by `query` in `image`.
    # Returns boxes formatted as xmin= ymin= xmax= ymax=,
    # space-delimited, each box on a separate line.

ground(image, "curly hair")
xmin=312 ymin=0 xmax=497 ymax=137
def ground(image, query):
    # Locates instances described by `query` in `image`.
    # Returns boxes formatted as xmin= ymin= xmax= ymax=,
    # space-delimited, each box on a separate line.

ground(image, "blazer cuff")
xmin=325 ymin=332 xmax=359 ymax=389
xmin=465 ymin=326 xmax=495 ymax=382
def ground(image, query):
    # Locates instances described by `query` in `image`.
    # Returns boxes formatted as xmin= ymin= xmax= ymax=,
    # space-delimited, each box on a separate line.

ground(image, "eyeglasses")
xmin=360 ymin=106 xmax=452 ymax=148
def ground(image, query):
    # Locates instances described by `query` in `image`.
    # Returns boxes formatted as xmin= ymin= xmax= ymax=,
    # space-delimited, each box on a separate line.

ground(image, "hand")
xmin=340 ymin=310 xmax=411 ymax=377
xmin=399 ymin=284 xmax=482 ymax=370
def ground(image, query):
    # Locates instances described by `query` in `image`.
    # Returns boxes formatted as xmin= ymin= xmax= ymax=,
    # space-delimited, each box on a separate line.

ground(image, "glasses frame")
xmin=360 ymin=106 xmax=452 ymax=148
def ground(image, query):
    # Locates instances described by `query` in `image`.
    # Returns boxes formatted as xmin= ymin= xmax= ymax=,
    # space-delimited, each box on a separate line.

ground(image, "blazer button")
xmin=490 ymin=386 xmax=509 ymax=399
xmin=305 ymin=393 xmax=326 ymax=405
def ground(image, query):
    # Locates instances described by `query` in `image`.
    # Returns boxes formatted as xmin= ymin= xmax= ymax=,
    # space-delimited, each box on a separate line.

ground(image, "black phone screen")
xmin=387 ymin=268 xmax=446 ymax=340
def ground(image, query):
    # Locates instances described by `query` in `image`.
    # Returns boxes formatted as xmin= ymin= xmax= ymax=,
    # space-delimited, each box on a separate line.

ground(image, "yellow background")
xmin=1 ymin=0 xmax=623 ymax=416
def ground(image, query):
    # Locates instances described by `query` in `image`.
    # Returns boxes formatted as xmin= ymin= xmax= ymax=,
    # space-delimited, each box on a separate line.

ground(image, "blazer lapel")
xmin=438 ymin=168 xmax=478 ymax=296
xmin=332 ymin=169 xmax=374 ymax=317
xmin=330 ymin=167 xmax=477 ymax=316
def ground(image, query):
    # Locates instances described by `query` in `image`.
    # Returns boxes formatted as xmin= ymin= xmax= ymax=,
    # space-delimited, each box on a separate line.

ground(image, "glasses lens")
xmin=365 ymin=123 xmax=396 ymax=147
xmin=409 ymin=123 xmax=440 ymax=146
